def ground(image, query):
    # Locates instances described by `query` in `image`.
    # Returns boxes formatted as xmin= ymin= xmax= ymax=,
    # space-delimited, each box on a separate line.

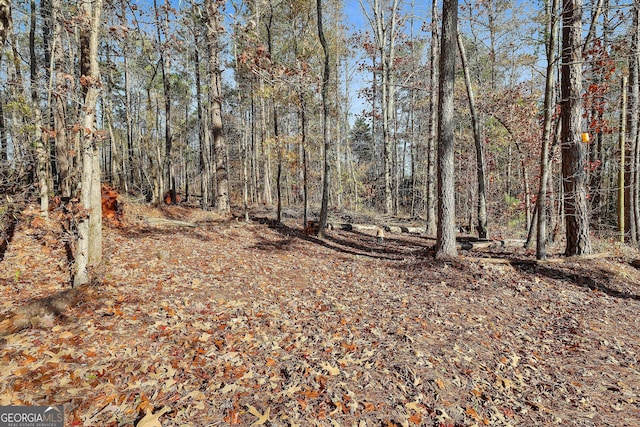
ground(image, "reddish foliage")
xmin=163 ymin=191 xmax=182 ymax=205
xmin=101 ymin=184 xmax=123 ymax=225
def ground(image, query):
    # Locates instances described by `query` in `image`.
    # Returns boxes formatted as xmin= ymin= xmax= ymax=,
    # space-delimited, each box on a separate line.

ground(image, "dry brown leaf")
xmin=246 ymin=405 xmax=270 ymax=426
xmin=135 ymin=406 xmax=171 ymax=427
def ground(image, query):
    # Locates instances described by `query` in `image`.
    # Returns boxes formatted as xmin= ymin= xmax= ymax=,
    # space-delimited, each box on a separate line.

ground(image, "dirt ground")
xmin=1 ymin=204 xmax=639 ymax=426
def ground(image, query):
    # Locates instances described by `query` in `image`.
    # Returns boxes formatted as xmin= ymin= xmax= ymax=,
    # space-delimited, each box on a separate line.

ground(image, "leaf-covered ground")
xmin=1 ymin=204 xmax=640 ymax=426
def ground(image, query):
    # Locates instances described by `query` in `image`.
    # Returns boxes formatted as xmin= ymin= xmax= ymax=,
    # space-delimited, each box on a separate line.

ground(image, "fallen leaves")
xmin=246 ymin=404 xmax=270 ymax=426
xmin=1 ymin=205 xmax=640 ymax=425
xmin=135 ymin=406 xmax=171 ymax=427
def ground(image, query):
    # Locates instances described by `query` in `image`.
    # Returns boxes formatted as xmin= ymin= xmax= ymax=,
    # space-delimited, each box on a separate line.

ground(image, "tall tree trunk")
xmin=74 ymin=0 xmax=103 ymax=287
xmin=457 ymin=31 xmax=488 ymax=239
xmin=194 ymin=35 xmax=211 ymax=208
xmin=425 ymin=0 xmax=438 ymax=236
xmin=627 ymin=0 xmax=640 ymax=242
xmin=30 ymin=0 xmax=49 ymax=217
xmin=317 ymin=0 xmax=331 ymax=238
xmin=536 ymin=0 xmax=560 ymax=260
xmin=619 ymin=76 xmax=627 ymax=242
xmin=561 ymin=0 xmax=592 ymax=256
xmin=51 ymin=0 xmax=74 ymax=197
xmin=154 ymin=0 xmax=174 ymax=204
xmin=300 ymin=93 xmax=309 ymax=228
xmin=436 ymin=0 xmax=458 ymax=259
xmin=0 ymin=0 xmax=10 ymax=165
xmin=207 ymin=0 xmax=230 ymax=213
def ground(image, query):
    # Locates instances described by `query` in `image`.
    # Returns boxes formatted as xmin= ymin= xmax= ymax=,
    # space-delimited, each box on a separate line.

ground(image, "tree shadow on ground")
xmin=521 ymin=263 xmax=640 ymax=301
xmin=250 ymin=216 xmax=432 ymax=261
xmin=0 ymin=282 xmax=104 ymax=339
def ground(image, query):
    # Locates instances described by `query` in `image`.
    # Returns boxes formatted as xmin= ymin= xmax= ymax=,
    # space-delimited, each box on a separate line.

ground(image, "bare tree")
xmin=536 ymin=0 xmax=560 ymax=260
xmin=425 ymin=0 xmax=438 ymax=236
xmin=0 ymin=0 xmax=11 ymax=164
xmin=317 ymin=0 xmax=331 ymax=238
xmin=628 ymin=0 xmax=640 ymax=242
xmin=435 ymin=0 xmax=458 ymax=259
xmin=457 ymin=31 xmax=488 ymax=240
xmin=360 ymin=0 xmax=400 ymax=214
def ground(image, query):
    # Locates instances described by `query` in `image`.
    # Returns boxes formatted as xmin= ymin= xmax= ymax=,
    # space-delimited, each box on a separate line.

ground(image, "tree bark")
xmin=0 ymin=0 xmax=8 ymax=162
xmin=561 ymin=0 xmax=592 ymax=256
xmin=536 ymin=0 xmax=560 ymax=260
xmin=435 ymin=0 xmax=458 ymax=259
xmin=457 ymin=31 xmax=488 ymax=240
xmin=619 ymin=76 xmax=627 ymax=243
xmin=74 ymin=0 xmax=103 ymax=287
xmin=317 ymin=0 xmax=331 ymax=238
xmin=30 ymin=0 xmax=49 ymax=217
xmin=628 ymin=1 xmax=640 ymax=243
xmin=360 ymin=0 xmax=399 ymax=215
xmin=425 ymin=0 xmax=438 ymax=236
xmin=206 ymin=0 xmax=230 ymax=213
xmin=153 ymin=0 xmax=174 ymax=205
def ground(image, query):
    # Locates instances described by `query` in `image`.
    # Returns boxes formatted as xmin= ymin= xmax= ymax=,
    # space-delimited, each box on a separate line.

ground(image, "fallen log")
xmin=383 ymin=225 xmax=425 ymax=234
xmin=457 ymin=240 xmax=504 ymax=250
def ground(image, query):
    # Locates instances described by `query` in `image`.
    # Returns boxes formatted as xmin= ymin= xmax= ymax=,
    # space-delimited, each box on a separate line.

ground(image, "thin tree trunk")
xmin=619 ymin=76 xmax=627 ymax=242
xmin=194 ymin=35 xmax=210 ymax=208
xmin=537 ymin=0 xmax=560 ymax=259
xmin=425 ymin=0 xmax=438 ymax=236
xmin=0 ymin=0 xmax=10 ymax=164
xmin=317 ymin=0 xmax=331 ymax=238
xmin=153 ymin=0 xmax=174 ymax=204
xmin=457 ymin=31 xmax=488 ymax=239
xmin=628 ymin=1 xmax=640 ymax=242
xmin=299 ymin=92 xmax=309 ymax=228
xmin=30 ymin=0 xmax=49 ymax=217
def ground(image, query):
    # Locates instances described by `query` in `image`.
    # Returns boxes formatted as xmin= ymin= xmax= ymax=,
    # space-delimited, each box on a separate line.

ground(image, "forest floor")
xmin=1 ymin=202 xmax=640 ymax=426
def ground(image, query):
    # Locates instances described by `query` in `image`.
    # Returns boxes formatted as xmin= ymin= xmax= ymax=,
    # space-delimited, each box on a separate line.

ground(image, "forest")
xmin=1 ymin=0 xmax=640 ymax=426
xmin=0 ymin=0 xmax=639 ymax=257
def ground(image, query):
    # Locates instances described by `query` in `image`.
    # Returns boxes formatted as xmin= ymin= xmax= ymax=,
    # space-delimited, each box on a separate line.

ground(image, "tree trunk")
xmin=317 ymin=0 xmax=331 ymax=238
xmin=627 ymin=1 xmax=640 ymax=242
xmin=435 ymin=0 xmax=458 ymax=259
xmin=52 ymin=0 xmax=74 ymax=197
xmin=561 ymin=0 xmax=592 ymax=256
xmin=0 ymin=0 xmax=9 ymax=164
xmin=74 ymin=0 xmax=103 ymax=287
xmin=425 ymin=0 xmax=438 ymax=236
xmin=30 ymin=0 xmax=49 ymax=217
xmin=153 ymin=0 xmax=174 ymax=205
xmin=194 ymin=35 xmax=211 ymax=208
xmin=536 ymin=0 xmax=560 ymax=260
xmin=619 ymin=76 xmax=627 ymax=242
xmin=457 ymin=31 xmax=488 ymax=239
xmin=206 ymin=0 xmax=230 ymax=213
